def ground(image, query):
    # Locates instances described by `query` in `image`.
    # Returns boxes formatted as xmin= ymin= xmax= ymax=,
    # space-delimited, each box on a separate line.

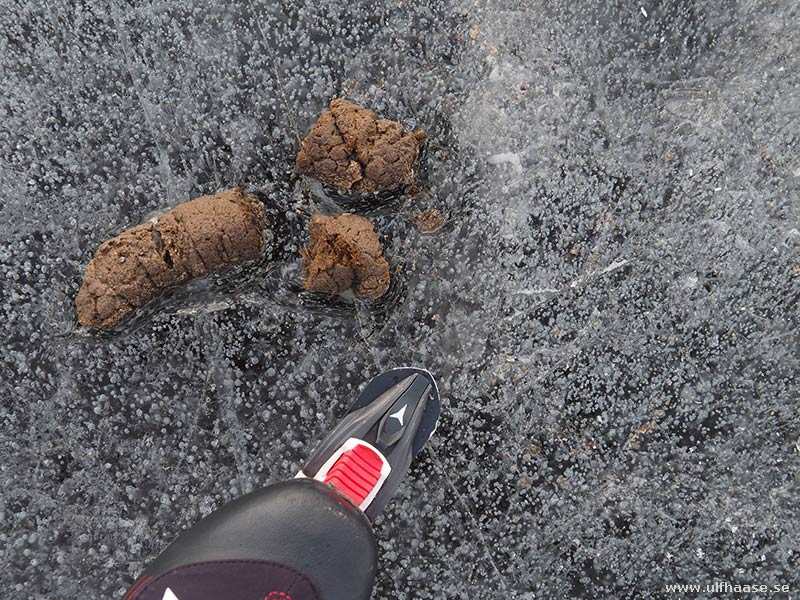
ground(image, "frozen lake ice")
xmin=1 ymin=0 xmax=798 ymax=597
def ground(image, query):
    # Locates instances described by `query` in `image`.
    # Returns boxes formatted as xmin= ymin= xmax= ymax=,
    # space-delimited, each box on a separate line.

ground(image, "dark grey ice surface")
xmin=1 ymin=0 xmax=799 ymax=598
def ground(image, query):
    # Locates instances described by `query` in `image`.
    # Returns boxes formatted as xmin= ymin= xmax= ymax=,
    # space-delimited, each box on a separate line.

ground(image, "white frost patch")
xmin=734 ymin=235 xmax=751 ymax=251
xmin=512 ymin=287 xmax=560 ymax=295
xmin=601 ymin=259 xmax=630 ymax=275
xmin=176 ymin=301 xmax=230 ymax=315
xmin=488 ymin=152 xmax=523 ymax=173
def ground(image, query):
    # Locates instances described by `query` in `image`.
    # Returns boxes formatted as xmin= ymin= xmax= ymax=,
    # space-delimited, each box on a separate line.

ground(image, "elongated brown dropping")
xmin=296 ymin=99 xmax=426 ymax=193
xmin=76 ymin=188 xmax=267 ymax=328
xmin=300 ymin=213 xmax=390 ymax=300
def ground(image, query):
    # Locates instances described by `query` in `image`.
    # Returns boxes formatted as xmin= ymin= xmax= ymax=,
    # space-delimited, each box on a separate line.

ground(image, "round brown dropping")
xmin=413 ymin=209 xmax=445 ymax=234
xmin=296 ymin=99 xmax=426 ymax=194
xmin=300 ymin=213 xmax=390 ymax=300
